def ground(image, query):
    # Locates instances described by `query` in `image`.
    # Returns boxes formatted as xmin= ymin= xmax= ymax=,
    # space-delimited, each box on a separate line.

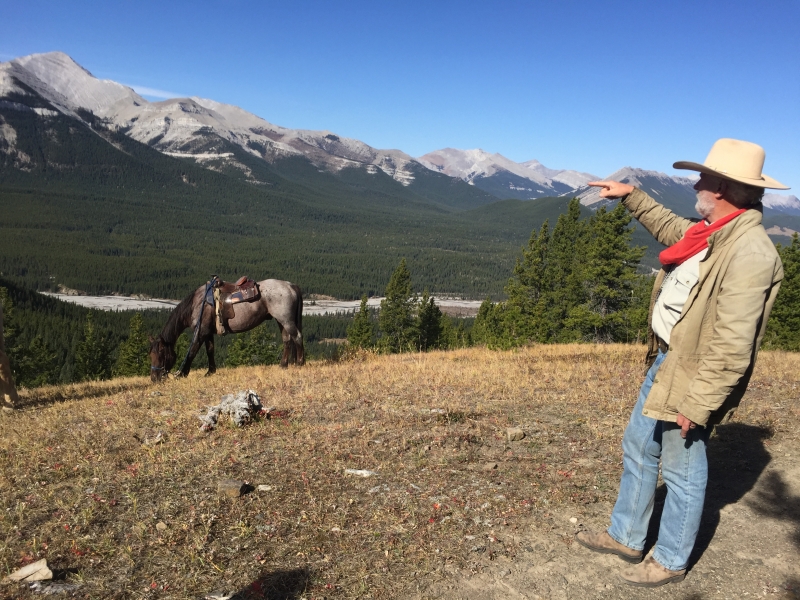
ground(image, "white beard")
xmin=695 ymin=190 xmax=715 ymax=220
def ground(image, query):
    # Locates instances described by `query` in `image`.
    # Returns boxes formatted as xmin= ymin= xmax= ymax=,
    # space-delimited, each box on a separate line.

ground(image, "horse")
xmin=148 ymin=278 xmax=304 ymax=382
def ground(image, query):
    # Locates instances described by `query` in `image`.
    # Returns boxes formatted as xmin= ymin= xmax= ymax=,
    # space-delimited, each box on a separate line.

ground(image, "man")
xmin=0 ymin=299 xmax=20 ymax=410
xmin=576 ymin=138 xmax=788 ymax=587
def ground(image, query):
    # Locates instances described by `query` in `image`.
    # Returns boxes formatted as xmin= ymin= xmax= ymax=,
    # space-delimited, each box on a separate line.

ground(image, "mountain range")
xmin=1 ymin=51 xmax=798 ymax=298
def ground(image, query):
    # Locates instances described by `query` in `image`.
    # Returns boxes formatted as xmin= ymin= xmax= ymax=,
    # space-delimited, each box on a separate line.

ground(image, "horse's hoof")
xmin=279 ymin=363 xmax=288 ymax=369
xmin=205 ymin=371 xmax=216 ymax=377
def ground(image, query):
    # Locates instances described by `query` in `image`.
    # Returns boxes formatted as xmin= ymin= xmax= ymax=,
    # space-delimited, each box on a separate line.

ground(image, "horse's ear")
xmin=148 ymin=335 xmax=154 ymax=343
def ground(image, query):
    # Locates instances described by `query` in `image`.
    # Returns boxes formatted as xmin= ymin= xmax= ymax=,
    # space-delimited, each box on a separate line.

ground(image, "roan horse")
xmin=148 ymin=278 xmax=304 ymax=381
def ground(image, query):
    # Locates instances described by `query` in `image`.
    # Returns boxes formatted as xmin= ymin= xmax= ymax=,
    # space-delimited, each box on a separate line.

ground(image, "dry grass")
xmin=1 ymin=345 xmax=798 ymax=599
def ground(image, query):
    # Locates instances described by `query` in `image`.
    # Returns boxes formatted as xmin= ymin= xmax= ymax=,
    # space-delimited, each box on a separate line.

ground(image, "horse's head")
xmin=148 ymin=335 xmax=176 ymax=382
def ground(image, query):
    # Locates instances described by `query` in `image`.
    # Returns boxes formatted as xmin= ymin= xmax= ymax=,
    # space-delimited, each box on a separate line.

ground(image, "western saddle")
xmin=210 ymin=275 xmax=260 ymax=335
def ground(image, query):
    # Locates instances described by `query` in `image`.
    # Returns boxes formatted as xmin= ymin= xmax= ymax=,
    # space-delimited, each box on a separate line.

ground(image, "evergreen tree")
xmin=378 ymin=258 xmax=417 ymax=353
xmin=765 ymin=233 xmax=800 ymax=350
xmin=473 ymin=298 xmax=516 ymax=349
xmin=346 ymin=295 xmax=374 ymax=349
xmin=113 ymin=313 xmax=150 ymax=377
xmin=440 ymin=315 xmax=471 ymax=350
xmin=541 ymin=199 xmax=587 ymax=342
xmin=225 ymin=325 xmax=280 ymax=367
xmin=74 ymin=311 xmax=111 ymax=381
xmin=416 ymin=290 xmax=443 ymax=351
xmin=0 ymin=287 xmax=17 ymax=372
xmin=15 ymin=335 xmax=58 ymax=388
xmin=503 ymin=221 xmax=550 ymax=343
xmin=563 ymin=203 xmax=645 ymax=342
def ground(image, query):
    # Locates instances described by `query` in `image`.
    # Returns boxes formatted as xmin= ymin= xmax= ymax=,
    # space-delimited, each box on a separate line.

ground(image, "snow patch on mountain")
xmin=418 ymin=148 xmax=598 ymax=196
xmin=763 ymin=193 xmax=800 ymax=215
xmin=0 ymin=52 xmax=418 ymax=185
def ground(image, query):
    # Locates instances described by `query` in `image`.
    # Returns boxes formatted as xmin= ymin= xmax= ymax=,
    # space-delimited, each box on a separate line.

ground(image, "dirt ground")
xmin=416 ymin=394 xmax=800 ymax=600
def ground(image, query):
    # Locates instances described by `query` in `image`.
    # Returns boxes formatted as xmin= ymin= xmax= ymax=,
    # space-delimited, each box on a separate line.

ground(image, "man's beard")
xmin=695 ymin=190 xmax=715 ymax=220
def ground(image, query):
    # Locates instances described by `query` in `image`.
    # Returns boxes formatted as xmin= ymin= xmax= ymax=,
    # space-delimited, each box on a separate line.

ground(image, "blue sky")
xmin=2 ymin=0 xmax=798 ymax=190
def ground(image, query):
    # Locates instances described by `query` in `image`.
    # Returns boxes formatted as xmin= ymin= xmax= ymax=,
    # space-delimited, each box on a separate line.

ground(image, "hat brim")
xmin=673 ymin=161 xmax=789 ymax=190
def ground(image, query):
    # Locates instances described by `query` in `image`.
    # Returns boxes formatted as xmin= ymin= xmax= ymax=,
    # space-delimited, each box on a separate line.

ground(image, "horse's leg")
xmin=277 ymin=323 xmax=290 ymax=369
xmin=179 ymin=336 xmax=204 ymax=377
xmin=205 ymin=336 xmax=216 ymax=376
xmin=280 ymin=322 xmax=304 ymax=366
xmin=294 ymin=330 xmax=305 ymax=366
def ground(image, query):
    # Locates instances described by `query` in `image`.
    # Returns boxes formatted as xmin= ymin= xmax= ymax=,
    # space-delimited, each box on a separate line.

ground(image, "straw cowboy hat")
xmin=674 ymin=138 xmax=789 ymax=190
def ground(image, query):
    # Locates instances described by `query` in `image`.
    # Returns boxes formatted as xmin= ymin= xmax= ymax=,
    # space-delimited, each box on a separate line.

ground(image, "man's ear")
xmin=715 ymin=178 xmax=728 ymax=199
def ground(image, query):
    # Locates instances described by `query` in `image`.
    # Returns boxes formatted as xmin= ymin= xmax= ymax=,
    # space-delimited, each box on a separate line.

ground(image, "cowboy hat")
xmin=673 ymin=138 xmax=789 ymax=189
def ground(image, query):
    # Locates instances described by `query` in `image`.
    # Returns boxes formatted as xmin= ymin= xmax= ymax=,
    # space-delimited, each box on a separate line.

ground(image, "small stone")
xmin=482 ymin=462 xmax=499 ymax=471
xmin=5 ymin=558 xmax=52 ymax=582
xmin=218 ymin=479 xmax=247 ymax=497
xmin=257 ymin=485 xmax=273 ymax=492
xmin=204 ymin=592 xmax=235 ymax=600
xmin=156 ymin=521 xmax=168 ymax=531
xmin=344 ymin=469 xmax=378 ymax=477
xmin=569 ymin=517 xmax=578 ymax=524
xmin=143 ymin=431 xmax=164 ymax=446
xmin=506 ymin=427 xmax=525 ymax=442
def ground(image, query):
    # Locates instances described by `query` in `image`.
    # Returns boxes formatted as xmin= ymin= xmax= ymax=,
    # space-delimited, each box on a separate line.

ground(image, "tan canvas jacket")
xmin=623 ymin=188 xmax=783 ymax=427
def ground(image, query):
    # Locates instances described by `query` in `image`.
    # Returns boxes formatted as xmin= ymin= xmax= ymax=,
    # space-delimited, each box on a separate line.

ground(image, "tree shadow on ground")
xmin=16 ymin=379 xmax=152 ymax=408
xmin=747 ymin=470 xmax=800 ymax=549
xmin=233 ymin=566 xmax=310 ymax=600
xmin=643 ymin=423 xmax=773 ymax=568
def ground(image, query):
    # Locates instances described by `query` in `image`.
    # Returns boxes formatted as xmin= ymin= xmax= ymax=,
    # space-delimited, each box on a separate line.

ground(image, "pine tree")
xmin=416 ymin=290 xmax=443 ymax=351
xmin=0 ymin=287 xmax=17 ymax=373
xmin=226 ymin=328 xmax=276 ymax=368
xmin=541 ymin=199 xmax=587 ymax=342
xmin=378 ymin=258 xmax=417 ymax=353
xmin=504 ymin=221 xmax=550 ymax=343
xmin=765 ymin=233 xmax=800 ymax=350
xmin=15 ymin=335 xmax=58 ymax=388
xmin=473 ymin=298 xmax=516 ymax=349
xmin=563 ymin=203 xmax=645 ymax=342
xmin=225 ymin=325 xmax=280 ymax=367
xmin=75 ymin=311 xmax=111 ymax=381
xmin=346 ymin=295 xmax=374 ymax=349
xmin=113 ymin=313 xmax=150 ymax=377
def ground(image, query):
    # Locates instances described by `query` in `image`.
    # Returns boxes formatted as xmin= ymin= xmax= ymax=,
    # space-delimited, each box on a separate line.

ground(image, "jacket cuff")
xmin=676 ymin=402 xmax=711 ymax=428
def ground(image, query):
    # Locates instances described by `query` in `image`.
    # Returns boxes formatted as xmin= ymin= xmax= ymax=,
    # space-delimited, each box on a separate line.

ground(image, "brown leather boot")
xmin=575 ymin=530 xmax=642 ymax=563
xmin=619 ymin=557 xmax=686 ymax=587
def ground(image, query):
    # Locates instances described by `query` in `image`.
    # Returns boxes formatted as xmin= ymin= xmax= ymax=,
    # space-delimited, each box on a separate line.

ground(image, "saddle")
xmin=210 ymin=275 xmax=260 ymax=335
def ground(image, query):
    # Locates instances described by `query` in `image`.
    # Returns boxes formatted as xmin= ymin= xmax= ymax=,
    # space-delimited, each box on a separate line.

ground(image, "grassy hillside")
xmin=1 ymin=345 xmax=797 ymax=598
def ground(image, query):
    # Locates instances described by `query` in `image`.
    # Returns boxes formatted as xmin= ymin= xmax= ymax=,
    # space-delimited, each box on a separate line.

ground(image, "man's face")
xmin=693 ymin=174 xmax=719 ymax=220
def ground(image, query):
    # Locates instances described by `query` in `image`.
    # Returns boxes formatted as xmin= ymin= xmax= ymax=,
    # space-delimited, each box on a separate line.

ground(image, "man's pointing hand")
xmin=587 ymin=181 xmax=634 ymax=198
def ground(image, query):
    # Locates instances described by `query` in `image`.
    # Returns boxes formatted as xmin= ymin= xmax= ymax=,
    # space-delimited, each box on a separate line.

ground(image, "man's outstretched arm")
xmin=587 ymin=181 xmax=693 ymax=247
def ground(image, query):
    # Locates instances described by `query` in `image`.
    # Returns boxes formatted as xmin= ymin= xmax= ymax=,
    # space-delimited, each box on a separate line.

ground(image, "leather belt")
xmin=655 ymin=335 xmax=669 ymax=353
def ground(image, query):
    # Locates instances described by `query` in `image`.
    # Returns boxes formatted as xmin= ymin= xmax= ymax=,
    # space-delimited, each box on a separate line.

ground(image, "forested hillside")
xmin=0 ymin=105 xmax=580 ymax=299
xmin=0 ymin=278 xmax=355 ymax=387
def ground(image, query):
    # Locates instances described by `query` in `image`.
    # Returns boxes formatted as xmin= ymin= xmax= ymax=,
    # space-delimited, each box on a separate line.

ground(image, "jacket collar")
xmin=707 ymin=204 xmax=763 ymax=251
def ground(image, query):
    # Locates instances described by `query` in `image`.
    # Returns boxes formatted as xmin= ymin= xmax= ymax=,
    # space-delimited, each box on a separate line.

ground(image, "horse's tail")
xmin=292 ymin=284 xmax=303 ymax=333
xmin=291 ymin=284 xmax=304 ymax=365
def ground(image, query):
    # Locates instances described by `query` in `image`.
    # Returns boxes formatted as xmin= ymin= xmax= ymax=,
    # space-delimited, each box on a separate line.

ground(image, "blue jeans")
xmin=608 ymin=350 xmax=711 ymax=571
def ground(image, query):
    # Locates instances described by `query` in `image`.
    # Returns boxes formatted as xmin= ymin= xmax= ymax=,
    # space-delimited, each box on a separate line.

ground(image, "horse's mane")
xmin=159 ymin=288 xmax=197 ymax=346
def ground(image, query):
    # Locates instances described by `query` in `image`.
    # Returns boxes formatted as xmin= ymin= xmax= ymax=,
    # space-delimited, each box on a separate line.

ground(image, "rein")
xmin=176 ymin=278 xmax=216 ymax=376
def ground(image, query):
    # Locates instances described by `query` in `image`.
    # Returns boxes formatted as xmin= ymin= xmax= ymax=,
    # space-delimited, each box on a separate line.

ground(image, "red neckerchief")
xmin=659 ymin=209 xmax=747 ymax=267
